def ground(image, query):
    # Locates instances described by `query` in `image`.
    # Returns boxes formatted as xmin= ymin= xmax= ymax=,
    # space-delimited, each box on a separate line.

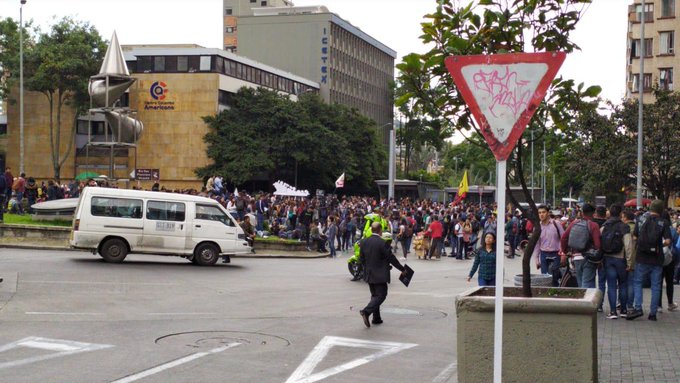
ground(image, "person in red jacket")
xmin=425 ymin=215 xmax=444 ymax=260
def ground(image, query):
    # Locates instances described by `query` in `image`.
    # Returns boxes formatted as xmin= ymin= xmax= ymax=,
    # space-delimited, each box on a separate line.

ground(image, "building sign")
xmin=320 ymin=27 xmax=328 ymax=84
xmin=136 ymin=168 xmax=160 ymax=181
xmin=145 ymin=81 xmax=176 ymax=111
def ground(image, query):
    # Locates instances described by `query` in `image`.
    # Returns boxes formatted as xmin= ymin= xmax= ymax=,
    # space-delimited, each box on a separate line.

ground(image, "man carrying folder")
xmin=359 ymin=222 xmax=407 ymax=328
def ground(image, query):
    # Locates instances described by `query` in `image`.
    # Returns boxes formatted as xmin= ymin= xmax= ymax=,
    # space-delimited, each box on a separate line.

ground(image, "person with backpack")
xmin=627 ymin=200 xmax=672 ymax=321
xmin=657 ymin=211 xmax=677 ymax=313
xmin=560 ymin=203 xmax=602 ymax=288
xmin=600 ymin=204 xmax=634 ymax=319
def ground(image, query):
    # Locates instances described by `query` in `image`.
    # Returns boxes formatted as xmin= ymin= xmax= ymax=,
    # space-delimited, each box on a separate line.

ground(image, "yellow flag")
xmin=458 ymin=170 xmax=469 ymax=196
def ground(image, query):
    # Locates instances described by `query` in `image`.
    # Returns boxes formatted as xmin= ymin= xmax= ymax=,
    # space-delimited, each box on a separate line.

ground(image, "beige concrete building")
xmin=626 ymin=0 xmax=678 ymax=100
xmin=223 ymin=1 xmax=396 ymax=145
xmin=2 ymin=46 xmax=318 ymax=189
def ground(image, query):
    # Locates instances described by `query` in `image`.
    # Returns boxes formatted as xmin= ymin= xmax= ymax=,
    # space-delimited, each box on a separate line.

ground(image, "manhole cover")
xmin=155 ymin=331 xmax=290 ymax=352
xmin=349 ymin=306 xmax=447 ymax=319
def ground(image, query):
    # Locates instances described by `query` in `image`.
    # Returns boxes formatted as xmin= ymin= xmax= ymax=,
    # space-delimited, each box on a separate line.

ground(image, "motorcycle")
xmin=347 ymin=241 xmax=364 ymax=281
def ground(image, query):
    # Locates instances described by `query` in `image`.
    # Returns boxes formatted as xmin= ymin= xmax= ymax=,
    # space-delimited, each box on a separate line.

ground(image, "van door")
xmin=192 ymin=203 xmax=240 ymax=253
xmin=143 ymin=200 xmax=188 ymax=254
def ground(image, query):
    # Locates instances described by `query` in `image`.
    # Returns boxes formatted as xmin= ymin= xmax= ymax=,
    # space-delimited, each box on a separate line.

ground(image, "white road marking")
xmin=25 ymin=312 xmax=104 ymax=316
xmin=146 ymin=313 xmax=217 ymax=316
xmin=108 ymin=342 xmax=240 ymax=383
xmin=285 ymin=336 xmax=417 ymax=383
xmin=21 ymin=280 xmax=178 ymax=286
xmin=0 ymin=337 xmax=113 ymax=370
xmin=432 ymin=361 xmax=458 ymax=383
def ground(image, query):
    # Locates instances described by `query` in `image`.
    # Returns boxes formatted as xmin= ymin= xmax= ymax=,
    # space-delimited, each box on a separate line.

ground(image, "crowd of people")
xmin=4 ymin=170 xmax=680 ymax=323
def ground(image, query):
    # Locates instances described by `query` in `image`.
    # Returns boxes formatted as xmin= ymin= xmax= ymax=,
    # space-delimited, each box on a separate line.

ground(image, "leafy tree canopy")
xmin=198 ymin=88 xmax=386 ymax=195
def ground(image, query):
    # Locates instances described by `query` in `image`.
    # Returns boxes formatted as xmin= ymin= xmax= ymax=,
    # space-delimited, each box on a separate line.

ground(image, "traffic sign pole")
xmin=445 ymin=52 xmax=566 ymax=383
xmin=493 ymin=160 xmax=506 ymax=383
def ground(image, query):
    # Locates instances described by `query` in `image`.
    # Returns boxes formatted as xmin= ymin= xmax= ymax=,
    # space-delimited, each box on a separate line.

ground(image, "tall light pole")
xmin=382 ymin=122 xmax=395 ymax=201
xmin=636 ymin=0 xmax=645 ymax=209
xmin=19 ymin=0 xmax=27 ymax=174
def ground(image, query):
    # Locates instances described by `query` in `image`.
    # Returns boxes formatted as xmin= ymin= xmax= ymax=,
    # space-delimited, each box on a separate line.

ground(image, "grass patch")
xmin=2 ymin=213 xmax=72 ymax=227
xmin=255 ymin=236 xmax=301 ymax=244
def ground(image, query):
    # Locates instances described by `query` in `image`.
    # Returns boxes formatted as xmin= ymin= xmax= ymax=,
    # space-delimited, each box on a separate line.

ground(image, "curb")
xmin=0 ymin=243 xmax=331 ymax=259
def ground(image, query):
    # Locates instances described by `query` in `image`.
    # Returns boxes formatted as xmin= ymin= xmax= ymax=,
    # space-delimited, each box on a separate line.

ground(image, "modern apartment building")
xmin=223 ymin=0 xmax=396 ymax=145
xmin=626 ymin=0 xmax=677 ymax=100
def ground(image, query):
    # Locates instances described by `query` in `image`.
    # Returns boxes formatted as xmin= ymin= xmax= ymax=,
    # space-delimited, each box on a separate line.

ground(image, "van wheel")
xmin=100 ymin=238 xmax=128 ymax=263
xmin=194 ymin=243 xmax=219 ymax=266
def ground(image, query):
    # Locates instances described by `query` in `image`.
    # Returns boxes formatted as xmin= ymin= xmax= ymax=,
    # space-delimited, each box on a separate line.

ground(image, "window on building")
xmin=631 ymin=38 xmax=653 ymax=58
xmin=225 ymin=26 xmax=235 ymax=33
xmin=635 ymin=3 xmax=654 ymax=22
xmin=631 ymin=73 xmax=653 ymax=92
xmin=250 ymin=0 xmax=256 ymax=2
xmin=177 ymin=56 xmax=188 ymax=72
xmin=660 ymin=68 xmax=674 ymax=90
xmin=0 ymin=123 xmax=7 ymax=135
xmin=138 ymin=56 xmax=153 ymax=72
xmin=659 ymin=31 xmax=674 ymax=54
xmin=225 ymin=7 xmax=233 ymax=15
xmin=224 ymin=46 xmax=237 ymax=53
xmin=261 ymin=0 xmax=267 ymax=6
xmin=225 ymin=60 xmax=236 ymax=76
xmin=662 ymin=0 xmax=675 ymax=17
xmin=218 ymin=90 xmax=234 ymax=108
xmin=154 ymin=56 xmax=165 ymax=72
xmin=199 ymin=56 xmax=211 ymax=71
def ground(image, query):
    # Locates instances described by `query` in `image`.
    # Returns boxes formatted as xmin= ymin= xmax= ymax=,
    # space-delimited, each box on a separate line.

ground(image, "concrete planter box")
xmin=455 ymin=286 xmax=602 ymax=383
xmin=253 ymin=239 xmax=309 ymax=252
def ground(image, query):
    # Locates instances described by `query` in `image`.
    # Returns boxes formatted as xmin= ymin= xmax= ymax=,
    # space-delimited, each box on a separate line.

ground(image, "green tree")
xmin=198 ymin=88 xmax=386 ymax=195
xmin=1 ymin=17 xmax=106 ymax=180
xmin=397 ymin=0 xmax=600 ymax=296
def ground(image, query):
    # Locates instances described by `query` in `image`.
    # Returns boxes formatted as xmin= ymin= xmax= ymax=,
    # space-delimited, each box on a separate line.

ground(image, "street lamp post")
xmin=636 ymin=0 xmax=645 ymax=210
xmin=383 ymin=122 xmax=395 ymax=201
xmin=19 ymin=0 xmax=26 ymax=175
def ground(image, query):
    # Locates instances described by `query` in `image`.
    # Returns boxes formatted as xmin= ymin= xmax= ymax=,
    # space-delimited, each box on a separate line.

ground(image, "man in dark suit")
xmin=359 ymin=222 xmax=406 ymax=328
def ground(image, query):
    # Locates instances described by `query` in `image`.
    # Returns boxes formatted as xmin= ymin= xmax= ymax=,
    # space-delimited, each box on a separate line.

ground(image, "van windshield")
xmin=196 ymin=204 xmax=236 ymax=226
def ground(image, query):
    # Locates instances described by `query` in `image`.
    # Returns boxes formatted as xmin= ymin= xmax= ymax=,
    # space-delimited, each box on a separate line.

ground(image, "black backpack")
xmin=637 ymin=214 xmax=664 ymax=255
xmin=600 ymin=220 xmax=626 ymax=254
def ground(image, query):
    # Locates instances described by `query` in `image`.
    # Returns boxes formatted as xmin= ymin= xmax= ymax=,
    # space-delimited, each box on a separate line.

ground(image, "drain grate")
xmin=155 ymin=331 xmax=290 ymax=352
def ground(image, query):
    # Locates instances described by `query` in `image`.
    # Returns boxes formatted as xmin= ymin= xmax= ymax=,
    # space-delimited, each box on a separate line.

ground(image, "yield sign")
xmin=445 ymin=52 xmax=566 ymax=161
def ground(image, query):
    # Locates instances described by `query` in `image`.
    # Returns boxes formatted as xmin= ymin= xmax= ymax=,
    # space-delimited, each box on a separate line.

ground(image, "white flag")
xmin=335 ymin=173 xmax=345 ymax=188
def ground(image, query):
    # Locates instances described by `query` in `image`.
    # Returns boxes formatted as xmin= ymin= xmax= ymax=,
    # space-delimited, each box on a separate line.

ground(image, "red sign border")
xmin=444 ymin=52 xmax=566 ymax=161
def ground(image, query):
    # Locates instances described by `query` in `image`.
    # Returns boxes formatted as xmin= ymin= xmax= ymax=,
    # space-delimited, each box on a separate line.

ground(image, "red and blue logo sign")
xmin=150 ymin=81 xmax=168 ymax=100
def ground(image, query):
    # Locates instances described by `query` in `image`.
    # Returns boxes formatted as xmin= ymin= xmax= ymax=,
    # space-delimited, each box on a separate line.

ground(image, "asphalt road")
xmin=0 ymin=248 xmax=499 ymax=383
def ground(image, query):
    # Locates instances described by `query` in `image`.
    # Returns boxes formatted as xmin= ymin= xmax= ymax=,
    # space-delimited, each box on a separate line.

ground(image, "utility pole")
xmin=636 ymin=0 xmax=645 ymax=210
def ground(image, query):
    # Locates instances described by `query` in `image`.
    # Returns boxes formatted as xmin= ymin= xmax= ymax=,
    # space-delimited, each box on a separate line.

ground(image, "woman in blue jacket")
xmin=467 ymin=232 xmax=497 ymax=286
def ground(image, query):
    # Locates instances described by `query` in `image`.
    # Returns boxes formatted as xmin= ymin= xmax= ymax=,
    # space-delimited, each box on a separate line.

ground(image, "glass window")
xmin=199 ymin=56 xmax=211 ymax=71
xmin=138 ymin=56 xmax=153 ymax=72
xmin=154 ymin=56 xmax=165 ymax=72
xmin=177 ymin=56 xmax=188 ymax=71
xmin=635 ymin=3 xmax=654 ymax=22
xmin=631 ymin=38 xmax=653 ymax=58
xmin=195 ymin=204 xmax=235 ymax=226
xmin=226 ymin=26 xmax=235 ymax=33
xmin=660 ymin=68 xmax=674 ymax=90
xmin=660 ymin=31 xmax=674 ymax=54
xmin=662 ymin=0 xmax=675 ymax=17
xmin=147 ymin=201 xmax=186 ymax=222
xmin=91 ymin=197 xmax=143 ymax=219
xmin=225 ymin=8 xmax=233 ymax=15
xmin=261 ymin=0 xmax=267 ymax=6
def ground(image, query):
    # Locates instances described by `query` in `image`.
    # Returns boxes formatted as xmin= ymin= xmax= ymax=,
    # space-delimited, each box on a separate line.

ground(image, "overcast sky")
xmin=0 ymin=0 xmax=628 ymax=102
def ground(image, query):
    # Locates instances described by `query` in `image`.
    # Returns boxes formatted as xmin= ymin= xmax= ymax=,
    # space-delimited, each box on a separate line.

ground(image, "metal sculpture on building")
xmin=88 ymin=31 xmax=143 ymax=143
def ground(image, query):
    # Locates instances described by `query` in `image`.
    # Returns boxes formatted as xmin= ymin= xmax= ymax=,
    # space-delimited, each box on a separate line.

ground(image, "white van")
xmin=70 ymin=187 xmax=251 ymax=265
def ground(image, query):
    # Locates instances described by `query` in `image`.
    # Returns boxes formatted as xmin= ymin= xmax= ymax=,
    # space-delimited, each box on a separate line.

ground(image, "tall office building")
xmin=626 ymin=0 xmax=677 ymax=100
xmin=223 ymin=1 xmax=396 ymax=145
xmin=223 ymin=0 xmax=295 ymax=53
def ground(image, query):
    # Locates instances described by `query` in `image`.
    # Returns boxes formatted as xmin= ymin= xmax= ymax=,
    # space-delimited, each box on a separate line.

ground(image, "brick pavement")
xmin=598 ymin=287 xmax=680 ymax=383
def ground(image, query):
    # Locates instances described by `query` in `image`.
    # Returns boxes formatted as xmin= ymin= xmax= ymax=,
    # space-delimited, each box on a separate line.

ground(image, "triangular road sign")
xmin=445 ymin=52 xmax=566 ymax=161
xmin=285 ymin=336 xmax=417 ymax=383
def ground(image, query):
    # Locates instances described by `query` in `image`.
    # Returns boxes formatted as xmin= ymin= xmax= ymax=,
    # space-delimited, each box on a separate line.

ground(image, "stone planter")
xmin=455 ymin=286 xmax=601 ymax=383
xmin=513 ymin=273 xmax=553 ymax=287
xmin=253 ymin=239 xmax=309 ymax=252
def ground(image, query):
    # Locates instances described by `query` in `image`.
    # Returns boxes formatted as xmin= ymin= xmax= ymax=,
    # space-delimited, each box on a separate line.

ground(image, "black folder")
xmin=399 ymin=264 xmax=414 ymax=287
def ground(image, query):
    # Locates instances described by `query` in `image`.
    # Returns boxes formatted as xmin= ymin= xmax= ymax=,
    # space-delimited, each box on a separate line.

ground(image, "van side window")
xmin=91 ymin=197 xmax=143 ymax=219
xmin=196 ymin=204 xmax=235 ymax=226
xmin=147 ymin=201 xmax=186 ymax=222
